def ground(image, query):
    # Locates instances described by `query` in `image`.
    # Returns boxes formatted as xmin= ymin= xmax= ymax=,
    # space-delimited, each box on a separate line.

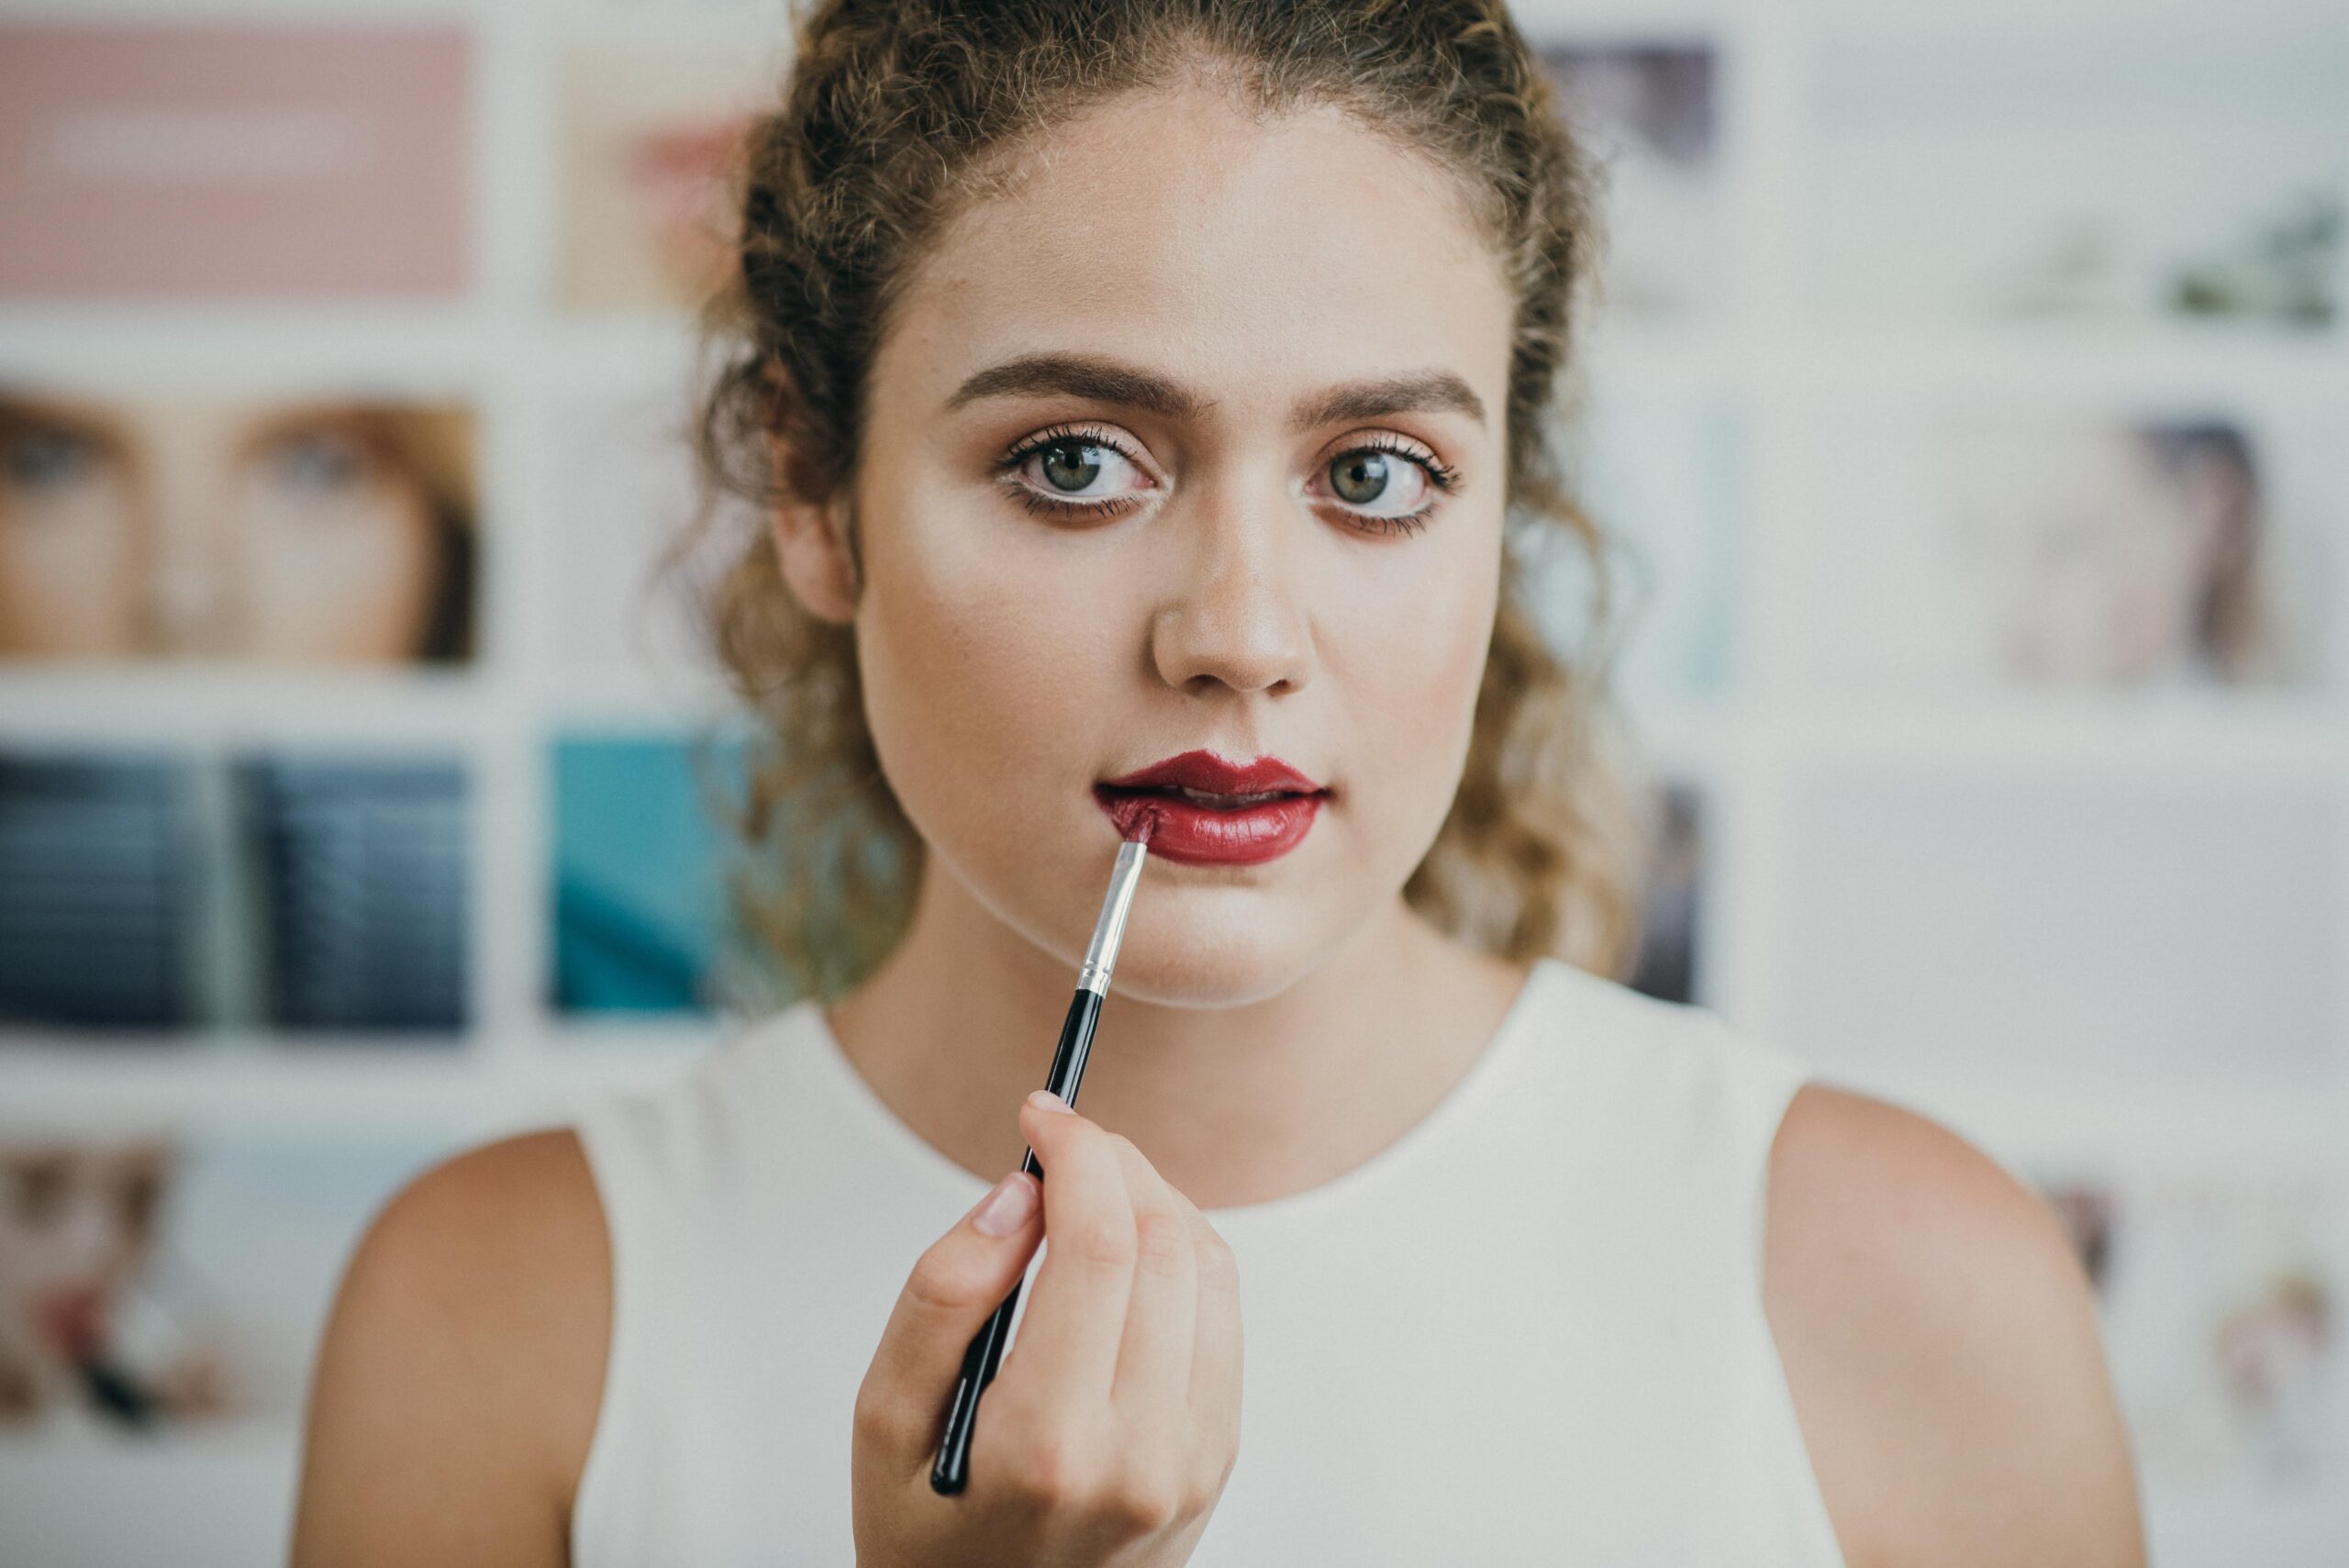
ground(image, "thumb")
xmin=858 ymin=1169 xmax=1043 ymax=1452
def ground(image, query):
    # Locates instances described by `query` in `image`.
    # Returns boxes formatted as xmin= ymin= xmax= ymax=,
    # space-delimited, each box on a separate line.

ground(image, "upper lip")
xmin=1099 ymin=750 xmax=1325 ymax=800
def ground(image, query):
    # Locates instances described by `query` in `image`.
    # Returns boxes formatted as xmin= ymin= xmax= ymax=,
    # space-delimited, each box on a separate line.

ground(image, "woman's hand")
xmin=852 ymin=1090 xmax=1243 ymax=1567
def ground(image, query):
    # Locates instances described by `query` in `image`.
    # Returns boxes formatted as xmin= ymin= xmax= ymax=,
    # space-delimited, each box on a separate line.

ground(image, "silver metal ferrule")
xmin=1076 ymin=839 xmax=1150 ymax=995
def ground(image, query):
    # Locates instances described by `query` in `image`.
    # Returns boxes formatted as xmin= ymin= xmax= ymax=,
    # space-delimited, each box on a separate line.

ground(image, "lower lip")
xmin=1095 ymin=788 xmax=1324 ymax=866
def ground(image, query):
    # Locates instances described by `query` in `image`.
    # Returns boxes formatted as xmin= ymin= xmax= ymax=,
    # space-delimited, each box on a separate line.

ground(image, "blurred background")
xmin=0 ymin=0 xmax=2343 ymax=1562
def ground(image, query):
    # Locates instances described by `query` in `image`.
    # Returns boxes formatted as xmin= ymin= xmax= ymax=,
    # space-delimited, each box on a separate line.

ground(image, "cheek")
xmin=2138 ymin=522 xmax=2207 ymax=606
xmin=249 ymin=492 xmax=440 ymax=653
xmin=0 ymin=493 xmax=135 ymax=589
xmin=1321 ymin=541 xmax=1497 ymax=816
xmin=300 ymin=490 xmax=433 ymax=579
xmin=854 ymin=517 xmax=1124 ymax=842
xmin=0 ymin=506 xmax=142 ymax=654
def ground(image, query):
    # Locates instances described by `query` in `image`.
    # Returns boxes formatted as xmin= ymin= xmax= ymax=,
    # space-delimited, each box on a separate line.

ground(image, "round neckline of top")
xmin=795 ymin=957 xmax=1561 ymax=1233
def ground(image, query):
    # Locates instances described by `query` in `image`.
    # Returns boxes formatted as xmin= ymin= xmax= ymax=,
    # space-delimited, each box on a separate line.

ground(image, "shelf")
xmin=0 ymin=667 xmax=507 ymax=748
xmin=0 ymin=1019 xmax=719 ymax=1128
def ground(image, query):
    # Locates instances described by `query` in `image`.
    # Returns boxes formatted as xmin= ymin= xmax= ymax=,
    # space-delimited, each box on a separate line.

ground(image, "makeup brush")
xmin=930 ymin=819 xmax=1155 ymax=1496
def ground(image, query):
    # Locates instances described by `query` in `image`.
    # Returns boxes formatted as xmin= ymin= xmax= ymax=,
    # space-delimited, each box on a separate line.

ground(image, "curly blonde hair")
xmin=688 ymin=0 xmax=1639 ymax=1002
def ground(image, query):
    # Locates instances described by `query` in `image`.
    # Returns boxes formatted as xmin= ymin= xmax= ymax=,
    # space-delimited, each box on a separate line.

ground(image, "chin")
xmin=1103 ymin=882 xmax=1362 ymax=1008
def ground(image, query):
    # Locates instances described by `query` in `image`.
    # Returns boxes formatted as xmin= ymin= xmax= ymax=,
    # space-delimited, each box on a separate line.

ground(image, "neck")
xmin=825 ymin=855 xmax=1528 ymax=1211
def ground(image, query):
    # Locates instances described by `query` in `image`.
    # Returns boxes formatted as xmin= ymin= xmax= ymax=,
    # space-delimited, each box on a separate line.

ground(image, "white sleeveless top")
xmin=568 ymin=958 xmax=1849 ymax=1565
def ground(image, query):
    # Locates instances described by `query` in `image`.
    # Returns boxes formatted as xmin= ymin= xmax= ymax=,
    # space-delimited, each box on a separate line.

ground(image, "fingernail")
xmin=972 ymin=1171 xmax=1039 ymax=1237
xmin=1026 ymin=1089 xmax=1073 ymax=1115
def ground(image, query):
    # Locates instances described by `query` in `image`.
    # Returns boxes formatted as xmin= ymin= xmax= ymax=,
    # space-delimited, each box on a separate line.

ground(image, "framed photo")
xmin=1623 ymin=776 xmax=1707 ymax=1007
xmin=551 ymin=729 xmax=769 ymax=1018
xmin=0 ymin=749 xmax=472 ymax=1039
xmin=2031 ymin=1162 xmax=2336 ymax=1496
xmin=0 ymin=1124 xmax=457 ymax=1432
xmin=0 ymin=388 xmax=478 ymax=667
xmin=0 ymin=24 xmax=469 ymax=298
xmin=1794 ymin=398 xmax=2338 ymax=693
xmin=555 ymin=41 xmax=784 ymax=316
xmin=1534 ymin=39 xmax=1729 ymax=321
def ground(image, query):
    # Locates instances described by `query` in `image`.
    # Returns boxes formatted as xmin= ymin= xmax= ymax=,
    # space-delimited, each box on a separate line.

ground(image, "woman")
xmin=0 ymin=1137 xmax=227 ymax=1428
xmin=295 ymin=3 xmax=2145 ymax=1563
xmin=1947 ymin=416 xmax=2277 ymax=688
xmin=0 ymin=391 xmax=474 ymax=663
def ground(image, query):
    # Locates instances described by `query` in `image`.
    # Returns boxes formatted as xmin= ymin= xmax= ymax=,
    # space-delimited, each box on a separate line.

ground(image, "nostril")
xmin=1148 ymin=585 xmax=1315 ymax=696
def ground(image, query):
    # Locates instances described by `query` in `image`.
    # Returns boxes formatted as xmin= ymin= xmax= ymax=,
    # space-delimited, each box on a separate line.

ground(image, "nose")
xmin=144 ymin=535 xmax=232 ymax=655
xmin=138 ymin=445 xmax=237 ymax=656
xmin=1148 ymin=479 xmax=1316 ymax=697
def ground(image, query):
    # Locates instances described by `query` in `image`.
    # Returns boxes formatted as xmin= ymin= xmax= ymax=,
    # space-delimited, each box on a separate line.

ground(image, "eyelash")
xmin=994 ymin=423 xmax=1462 ymax=537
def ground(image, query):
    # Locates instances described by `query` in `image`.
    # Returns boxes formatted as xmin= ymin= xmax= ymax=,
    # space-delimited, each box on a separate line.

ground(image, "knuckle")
xmin=1102 ymin=1455 xmax=1184 ymax=1533
xmin=1059 ymin=1212 xmax=1137 ymax=1271
xmin=1052 ymin=1106 xmax=1104 ymax=1141
xmin=903 ymin=1243 xmax=989 ymax=1314
xmin=851 ymin=1382 xmax=912 ymax=1450
xmin=1192 ymin=1225 xmax=1241 ymax=1295
xmin=1132 ymin=1209 xmax=1190 ymax=1277
xmin=1006 ymin=1424 xmax=1096 ymax=1508
xmin=1023 ymin=1106 xmax=1084 ymax=1160
xmin=1180 ymin=1460 xmax=1222 ymax=1518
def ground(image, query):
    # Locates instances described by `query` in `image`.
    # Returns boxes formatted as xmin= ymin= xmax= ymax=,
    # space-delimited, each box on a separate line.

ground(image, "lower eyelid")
xmin=1006 ymin=478 xmax=1145 ymax=518
xmin=1339 ymin=506 xmax=1433 ymax=538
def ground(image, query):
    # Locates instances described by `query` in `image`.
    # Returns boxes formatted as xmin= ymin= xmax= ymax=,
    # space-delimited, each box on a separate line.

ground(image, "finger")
xmin=997 ymin=1091 xmax=1137 ymax=1405
xmin=1105 ymin=1137 xmax=1197 ymax=1418
xmin=855 ymin=1168 xmax=1043 ymax=1458
xmin=1186 ymin=1209 xmax=1242 ymax=1438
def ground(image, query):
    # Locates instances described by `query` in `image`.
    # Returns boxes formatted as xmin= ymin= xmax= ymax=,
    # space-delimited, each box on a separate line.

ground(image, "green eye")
xmin=998 ymin=425 xmax=1151 ymax=519
xmin=1039 ymin=439 xmax=1105 ymax=494
xmin=1330 ymin=450 xmax=1393 ymax=506
xmin=2 ymin=428 xmax=101 ymax=491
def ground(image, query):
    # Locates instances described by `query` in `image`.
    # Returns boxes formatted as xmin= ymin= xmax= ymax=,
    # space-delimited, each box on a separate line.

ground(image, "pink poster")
xmin=0 ymin=25 xmax=470 ymax=297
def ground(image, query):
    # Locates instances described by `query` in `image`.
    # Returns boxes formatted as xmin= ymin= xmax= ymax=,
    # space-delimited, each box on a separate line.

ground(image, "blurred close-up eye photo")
xmin=0 ymin=393 xmax=476 ymax=663
xmin=0 ymin=2 xmax=2343 ymax=1567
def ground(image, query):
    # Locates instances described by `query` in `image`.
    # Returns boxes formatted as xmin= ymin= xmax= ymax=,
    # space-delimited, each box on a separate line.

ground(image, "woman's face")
xmin=0 ymin=1143 xmax=170 ymax=1367
xmin=0 ymin=395 xmax=446 ymax=662
xmin=1948 ymin=421 xmax=2230 ymax=685
xmin=825 ymin=83 xmax=1518 ymax=1006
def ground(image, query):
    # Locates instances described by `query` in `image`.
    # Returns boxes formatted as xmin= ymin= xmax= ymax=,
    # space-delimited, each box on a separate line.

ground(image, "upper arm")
xmin=1762 ymin=1084 xmax=2147 ymax=1568
xmin=290 ymin=1129 xmax=612 ymax=1568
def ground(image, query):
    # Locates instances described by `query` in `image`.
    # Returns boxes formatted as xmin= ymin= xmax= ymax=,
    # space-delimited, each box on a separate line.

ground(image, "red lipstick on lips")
xmin=1094 ymin=751 xmax=1327 ymax=866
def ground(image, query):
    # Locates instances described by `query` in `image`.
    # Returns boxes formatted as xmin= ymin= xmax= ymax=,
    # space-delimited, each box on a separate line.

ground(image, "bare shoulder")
xmin=290 ymin=1129 xmax=611 ymax=1568
xmin=1761 ymin=1083 xmax=2146 ymax=1568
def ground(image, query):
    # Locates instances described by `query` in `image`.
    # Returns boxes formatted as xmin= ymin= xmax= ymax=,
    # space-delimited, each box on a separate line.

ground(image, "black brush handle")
xmin=930 ymin=986 xmax=1104 ymax=1496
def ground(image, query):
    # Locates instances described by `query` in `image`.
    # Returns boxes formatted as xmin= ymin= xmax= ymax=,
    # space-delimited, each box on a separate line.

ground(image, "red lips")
xmin=34 ymin=1285 xmax=107 ymax=1361
xmin=1094 ymin=750 xmax=1327 ymax=865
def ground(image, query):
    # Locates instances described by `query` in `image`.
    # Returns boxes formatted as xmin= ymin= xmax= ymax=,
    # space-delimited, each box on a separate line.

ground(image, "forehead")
xmin=877 ymin=83 xmax=1515 ymax=419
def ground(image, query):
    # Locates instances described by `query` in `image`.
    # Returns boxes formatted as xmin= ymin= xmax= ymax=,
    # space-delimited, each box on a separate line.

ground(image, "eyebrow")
xmin=1297 ymin=372 xmax=1487 ymax=432
xmin=943 ymin=351 xmax=1486 ymax=430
